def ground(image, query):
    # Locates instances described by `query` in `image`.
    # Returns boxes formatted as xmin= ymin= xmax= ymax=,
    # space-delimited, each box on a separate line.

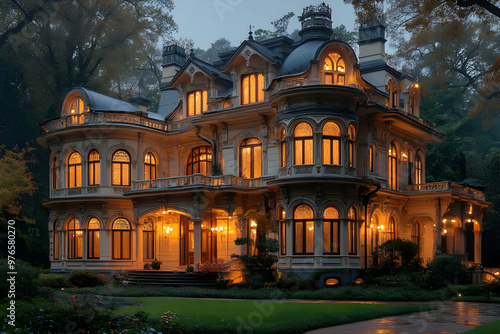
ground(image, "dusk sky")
xmin=170 ymin=0 xmax=358 ymax=50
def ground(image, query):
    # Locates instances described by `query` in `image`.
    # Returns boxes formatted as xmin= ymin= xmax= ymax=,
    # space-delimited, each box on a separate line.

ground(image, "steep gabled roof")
xmin=166 ymin=56 xmax=232 ymax=88
xmin=220 ymin=39 xmax=282 ymax=71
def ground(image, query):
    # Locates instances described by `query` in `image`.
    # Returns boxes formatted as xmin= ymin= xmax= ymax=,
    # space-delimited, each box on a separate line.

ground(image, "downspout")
xmin=195 ymin=126 xmax=220 ymax=175
xmin=363 ymin=184 xmax=381 ymax=269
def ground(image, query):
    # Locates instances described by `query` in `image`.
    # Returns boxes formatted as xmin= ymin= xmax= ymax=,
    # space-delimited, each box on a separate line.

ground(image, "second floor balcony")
xmin=406 ymin=181 xmax=485 ymax=201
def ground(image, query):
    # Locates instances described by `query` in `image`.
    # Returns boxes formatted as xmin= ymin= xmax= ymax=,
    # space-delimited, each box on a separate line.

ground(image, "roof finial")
xmin=248 ymin=25 xmax=254 ymax=41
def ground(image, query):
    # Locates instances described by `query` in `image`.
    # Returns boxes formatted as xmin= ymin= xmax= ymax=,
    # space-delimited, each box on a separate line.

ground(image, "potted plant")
xmin=186 ymin=265 xmax=194 ymax=274
xmin=151 ymin=259 xmax=162 ymax=270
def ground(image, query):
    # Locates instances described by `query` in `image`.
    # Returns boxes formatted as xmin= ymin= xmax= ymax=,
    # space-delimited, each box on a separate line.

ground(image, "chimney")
xmin=298 ymin=3 xmax=333 ymax=41
xmin=358 ymin=16 xmax=386 ymax=63
xmin=161 ymin=44 xmax=186 ymax=84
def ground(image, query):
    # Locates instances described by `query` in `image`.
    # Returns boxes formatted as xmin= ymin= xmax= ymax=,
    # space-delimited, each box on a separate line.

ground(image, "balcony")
xmin=406 ymin=182 xmax=485 ymax=201
xmin=42 ymin=112 xmax=167 ymax=132
xmin=130 ymin=174 xmax=266 ymax=191
xmin=50 ymin=186 xmax=131 ymax=198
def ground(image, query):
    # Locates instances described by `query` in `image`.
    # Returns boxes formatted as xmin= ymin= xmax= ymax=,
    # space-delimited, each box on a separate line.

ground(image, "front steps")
xmin=123 ymin=270 xmax=218 ymax=287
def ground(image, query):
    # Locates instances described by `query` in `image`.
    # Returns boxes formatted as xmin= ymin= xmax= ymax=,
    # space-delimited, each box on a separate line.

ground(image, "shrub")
xmin=299 ymin=279 xmax=320 ymax=290
xmin=447 ymin=284 xmax=487 ymax=297
xmin=198 ymin=258 xmax=227 ymax=272
xmin=186 ymin=265 xmax=194 ymax=273
xmin=216 ymin=279 xmax=231 ymax=289
xmin=38 ymin=274 xmax=71 ymax=289
xmin=68 ymin=269 xmax=107 ymax=288
xmin=276 ymin=275 xmax=298 ymax=290
xmin=151 ymin=259 xmax=162 ymax=270
xmin=426 ymin=255 xmax=470 ymax=289
xmin=0 ymin=259 xmax=41 ymax=300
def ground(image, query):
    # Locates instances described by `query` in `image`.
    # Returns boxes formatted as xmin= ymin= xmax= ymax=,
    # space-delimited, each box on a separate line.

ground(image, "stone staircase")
xmin=123 ymin=270 xmax=218 ymax=287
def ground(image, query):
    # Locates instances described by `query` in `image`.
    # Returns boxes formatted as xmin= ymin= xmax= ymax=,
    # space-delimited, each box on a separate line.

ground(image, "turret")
xmin=298 ymin=3 xmax=333 ymax=41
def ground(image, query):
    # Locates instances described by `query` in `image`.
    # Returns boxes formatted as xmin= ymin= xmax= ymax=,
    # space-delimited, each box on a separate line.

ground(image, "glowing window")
xmin=348 ymin=207 xmax=357 ymax=255
xmin=294 ymin=122 xmax=313 ymax=165
xmin=187 ymin=90 xmax=207 ymax=117
xmin=279 ymin=128 xmax=286 ymax=168
xmin=112 ymin=150 xmax=131 ymax=186
xmin=323 ymin=206 xmax=340 ymax=255
xmin=88 ymin=218 xmax=100 ymax=259
xmin=416 ymin=154 xmax=423 ymax=184
xmin=68 ymin=152 xmax=82 ymax=188
xmin=67 ymin=217 xmax=83 ymax=259
xmin=242 ymin=73 xmax=265 ymax=105
xmin=322 ymin=53 xmax=346 ymax=85
xmin=88 ymin=150 xmax=100 ymax=186
xmin=348 ymin=125 xmax=356 ymax=167
xmin=325 ymin=277 xmax=340 ymax=286
xmin=388 ymin=143 xmax=398 ymax=190
xmin=388 ymin=217 xmax=396 ymax=241
xmin=239 ymin=138 xmax=262 ymax=179
xmin=68 ymin=97 xmax=86 ymax=124
xmin=52 ymin=157 xmax=58 ymax=189
xmin=322 ymin=122 xmax=341 ymax=165
xmin=411 ymin=221 xmax=419 ymax=246
xmin=279 ymin=206 xmax=286 ymax=255
xmin=369 ymin=145 xmax=375 ymax=172
xmin=293 ymin=204 xmax=314 ymax=255
xmin=112 ymin=218 xmax=131 ymax=259
xmin=143 ymin=221 xmax=154 ymax=260
xmin=187 ymin=146 xmax=212 ymax=176
xmin=144 ymin=152 xmax=156 ymax=180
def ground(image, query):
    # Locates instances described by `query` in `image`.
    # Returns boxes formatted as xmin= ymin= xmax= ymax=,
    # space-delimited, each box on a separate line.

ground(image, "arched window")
xmin=279 ymin=128 xmax=287 ymax=168
xmin=369 ymin=144 xmax=375 ymax=172
xmin=52 ymin=157 xmax=58 ymax=189
xmin=322 ymin=122 xmax=341 ymax=165
xmin=348 ymin=207 xmax=358 ymax=255
xmin=112 ymin=150 xmax=131 ymax=186
xmin=53 ymin=220 xmax=59 ymax=260
xmin=240 ymin=138 xmax=262 ymax=178
xmin=112 ymin=218 xmax=131 ymax=259
xmin=88 ymin=218 xmax=100 ymax=259
xmin=144 ymin=152 xmax=156 ymax=180
xmin=294 ymin=122 xmax=313 ymax=165
xmin=323 ymin=206 xmax=340 ymax=255
xmin=67 ymin=217 xmax=83 ymax=259
xmin=143 ymin=220 xmax=154 ymax=260
xmin=88 ymin=150 xmax=100 ymax=186
xmin=293 ymin=204 xmax=314 ymax=255
xmin=187 ymin=90 xmax=207 ymax=116
xmin=388 ymin=80 xmax=399 ymax=108
xmin=411 ymin=221 xmax=419 ymax=246
xmin=348 ymin=125 xmax=356 ymax=167
xmin=187 ymin=146 xmax=212 ymax=175
xmin=322 ymin=52 xmax=346 ymax=85
xmin=278 ymin=206 xmax=286 ymax=255
xmin=388 ymin=143 xmax=398 ymax=190
xmin=68 ymin=152 xmax=82 ymax=188
xmin=388 ymin=217 xmax=396 ymax=241
xmin=241 ymin=73 xmax=265 ymax=105
xmin=69 ymin=97 xmax=85 ymax=115
xmin=416 ymin=153 xmax=423 ymax=184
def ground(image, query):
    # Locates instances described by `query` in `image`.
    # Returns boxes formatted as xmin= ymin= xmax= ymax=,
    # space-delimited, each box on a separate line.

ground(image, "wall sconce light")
xmin=469 ymin=204 xmax=473 ymax=215
xmin=442 ymin=219 xmax=447 ymax=223
xmin=370 ymin=224 xmax=374 ymax=228
xmin=250 ymin=220 xmax=257 ymax=228
xmin=443 ymin=229 xmax=448 ymax=234
xmin=377 ymin=225 xmax=384 ymax=230
xmin=402 ymin=152 xmax=408 ymax=161
xmin=163 ymin=225 xmax=173 ymax=236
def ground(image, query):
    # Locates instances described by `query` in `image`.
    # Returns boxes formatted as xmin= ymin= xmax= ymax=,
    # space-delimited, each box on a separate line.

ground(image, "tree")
xmin=193 ymin=38 xmax=234 ymax=64
xmin=254 ymin=12 xmax=295 ymax=41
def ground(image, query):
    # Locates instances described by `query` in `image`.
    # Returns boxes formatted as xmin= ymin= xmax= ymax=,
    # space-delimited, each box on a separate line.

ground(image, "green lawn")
xmin=465 ymin=320 xmax=500 ymax=333
xmin=115 ymin=297 xmax=435 ymax=333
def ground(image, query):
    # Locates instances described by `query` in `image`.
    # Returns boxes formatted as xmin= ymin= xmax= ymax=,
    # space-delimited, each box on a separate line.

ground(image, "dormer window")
xmin=187 ymin=90 xmax=207 ymax=117
xmin=322 ymin=53 xmax=346 ymax=85
xmin=241 ymin=73 xmax=264 ymax=105
xmin=69 ymin=97 xmax=86 ymax=114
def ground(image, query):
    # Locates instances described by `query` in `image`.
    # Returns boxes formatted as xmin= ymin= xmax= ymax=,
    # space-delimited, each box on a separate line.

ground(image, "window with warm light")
xmin=369 ymin=144 xmax=375 ymax=172
xmin=52 ymin=157 xmax=58 ymax=189
xmin=279 ymin=128 xmax=287 ymax=167
xmin=88 ymin=218 xmax=100 ymax=259
xmin=294 ymin=122 xmax=313 ymax=165
xmin=241 ymin=73 xmax=265 ymax=105
xmin=348 ymin=207 xmax=357 ymax=255
xmin=293 ymin=204 xmax=314 ymax=255
xmin=144 ymin=152 xmax=156 ymax=180
xmin=68 ymin=152 xmax=82 ymax=188
xmin=187 ymin=146 xmax=212 ymax=175
xmin=53 ymin=220 xmax=59 ymax=260
xmin=278 ymin=206 xmax=286 ymax=255
xmin=67 ymin=217 xmax=83 ymax=259
xmin=248 ymin=219 xmax=258 ymax=256
xmin=143 ymin=221 xmax=154 ymax=260
xmin=187 ymin=90 xmax=207 ymax=117
xmin=68 ymin=97 xmax=87 ymax=124
xmin=322 ymin=122 xmax=341 ymax=165
xmin=323 ymin=206 xmax=340 ymax=255
xmin=239 ymin=137 xmax=262 ymax=178
xmin=348 ymin=125 xmax=356 ymax=167
xmin=411 ymin=221 xmax=419 ymax=247
xmin=88 ymin=150 xmax=100 ymax=186
xmin=112 ymin=150 xmax=131 ymax=186
xmin=388 ymin=80 xmax=399 ymax=108
xmin=388 ymin=143 xmax=398 ymax=190
xmin=416 ymin=154 xmax=423 ymax=184
xmin=322 ymin=53 xmax=346 ymax=85
xmin=112 ymin=218 xmax=131 ymax=259
xmin=388 ymin=217 xmax=396 ymax=241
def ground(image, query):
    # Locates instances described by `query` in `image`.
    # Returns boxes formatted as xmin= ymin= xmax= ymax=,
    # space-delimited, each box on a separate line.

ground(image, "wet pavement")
xmin=305 ymin=301 xmax=500 ymax=334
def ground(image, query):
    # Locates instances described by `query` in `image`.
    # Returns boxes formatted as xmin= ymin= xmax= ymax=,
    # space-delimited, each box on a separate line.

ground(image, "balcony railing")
xmin=42 ymin=113 xmax=167 ymax=132
xmin=50 ymin=186 xmax=131 ymax=198
xmin=406 ymin=182 xmax=485 ymax=201
xmin=131 ymin=174 xmax=265 ymax=191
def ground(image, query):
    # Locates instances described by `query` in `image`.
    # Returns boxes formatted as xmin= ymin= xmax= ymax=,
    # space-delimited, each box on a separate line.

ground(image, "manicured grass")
xmin=115 ymin=297 xmax=435 ymax=333
xmin=465 ymin=320 xmax=500 ymax=333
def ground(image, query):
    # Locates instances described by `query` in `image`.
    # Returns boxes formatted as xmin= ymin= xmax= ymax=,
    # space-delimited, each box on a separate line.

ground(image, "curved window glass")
xmin=112 ymin=218 xmax=131 ymax=259
xmin=187 ymin=146 xmax=212 ymax=176
xmin=68 ymin=152 xmax=82 ymax=188
xmin=88 ymin=218 xmax=100 ymax=259
xmin=388 ymin=143 xmax=398 ymax=190
xmin=323 ymin=206 xmax=340 ymax=255
xmin=239 ymin=138 xmax=262 ymax=178
xmin=112 ymin=150 xmax=131 ymax=186
xmin=294 ymin=123 xmax=313 ymax=165
xmin=293 ymin=204 xmax=314 ymax=254
xmin=348 ymin=207 xmax=357 ymax=255
xmin=144 ymin=152 xmax=156 ymax=180
xmin=88 ymin=150 xmax=100 ymax=186
xmin=322 ymin=122 xmax=341 ymax=165
xmin=68 ymin=97 xmax=86 ymax=124
xmin=67 ymin=217 xmax=83 ymax=259
xmin=323 ymin=53 xmax=346 ymax=85
xmin=242 ymin=73 xmax=265 ymax=105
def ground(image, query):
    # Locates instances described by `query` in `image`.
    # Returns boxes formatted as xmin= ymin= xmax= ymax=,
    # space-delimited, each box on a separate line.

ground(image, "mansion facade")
xmin=37 ymin=4 xmax=490 ymax=283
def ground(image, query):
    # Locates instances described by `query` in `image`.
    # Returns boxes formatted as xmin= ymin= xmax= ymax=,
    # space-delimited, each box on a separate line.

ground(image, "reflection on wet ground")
xmin=306 ymin=302 xmax=500 ymax=334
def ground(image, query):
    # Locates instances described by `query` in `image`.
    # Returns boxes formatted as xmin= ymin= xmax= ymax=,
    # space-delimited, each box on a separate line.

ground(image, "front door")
xmin=180 ymin=215 xmax=217 ymax=266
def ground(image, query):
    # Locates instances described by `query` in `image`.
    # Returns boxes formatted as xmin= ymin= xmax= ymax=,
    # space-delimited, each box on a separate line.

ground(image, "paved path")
xmin=305 ymin=301 xmax=500 ymax=334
